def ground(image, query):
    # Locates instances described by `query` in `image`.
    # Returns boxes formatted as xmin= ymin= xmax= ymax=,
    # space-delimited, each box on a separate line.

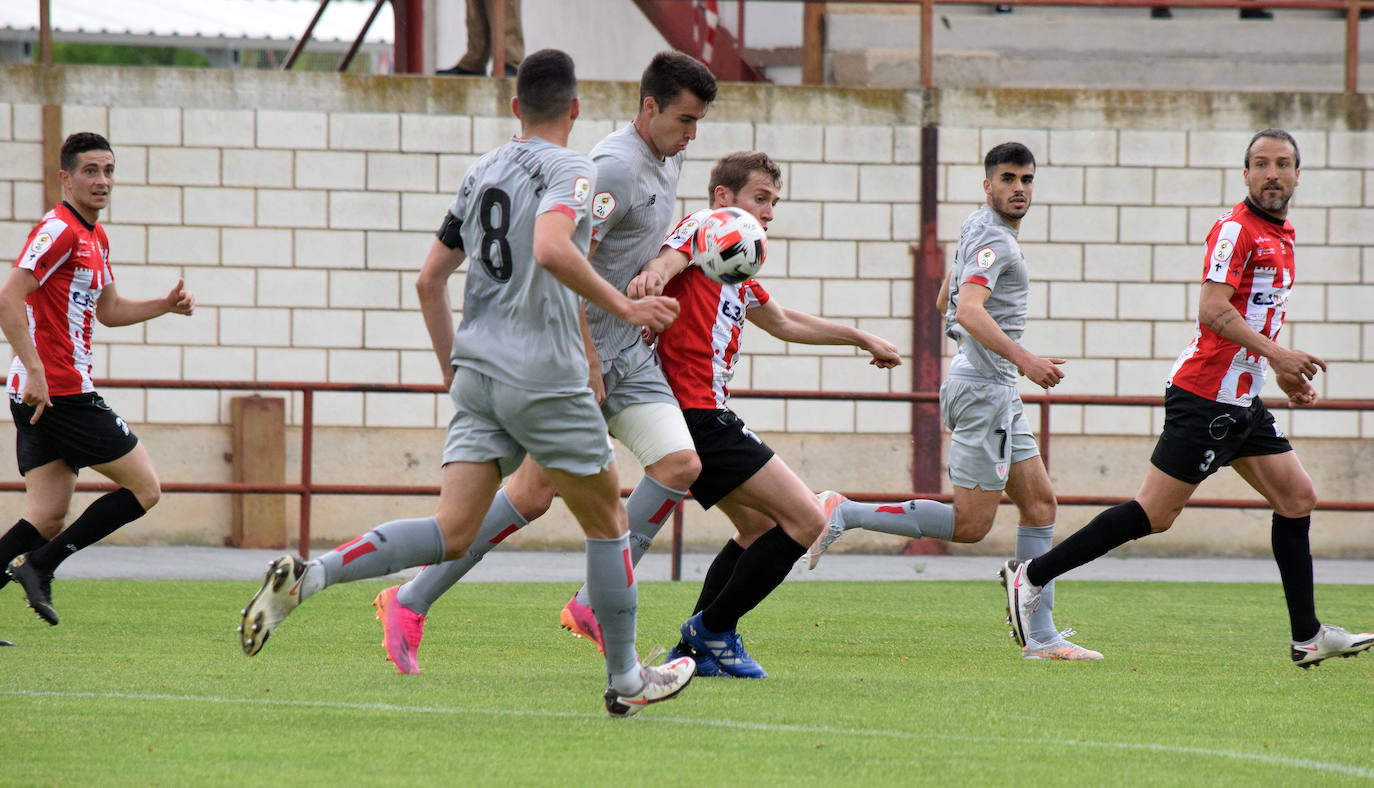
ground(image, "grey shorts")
xmin=600 ymin=339 xmax=679 ymax=420
xmin=442 ymin=367 xmax=614 ymax=477
xmin=940 ymin=376 xmax=1040 ymax=491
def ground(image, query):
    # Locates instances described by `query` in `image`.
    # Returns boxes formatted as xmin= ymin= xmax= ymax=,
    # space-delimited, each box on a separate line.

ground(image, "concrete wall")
xmin=0 ymin=64 xmax=1370 ymax=557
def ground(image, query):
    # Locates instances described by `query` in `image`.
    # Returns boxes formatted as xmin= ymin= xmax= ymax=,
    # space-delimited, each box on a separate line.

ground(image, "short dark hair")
xmin=639 ymin=51 xmax=717 ymax=113
xmin=515 ymin=49 xmax=577 ymax=124
xmin=984 ymin=142 xmax=1035 ymax=176
xmin=708 ymin=151 xmax=782 ymax=202
xmin=1245 ymin=128 xmax=1300 ymax=169
xmin=60 ymin=132 xmax=113 ymax=171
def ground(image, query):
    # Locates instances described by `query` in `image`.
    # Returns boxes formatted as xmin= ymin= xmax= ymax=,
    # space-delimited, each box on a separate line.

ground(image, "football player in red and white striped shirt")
xmin=1002 ymin=129 xmax=1372 ymax=667
xmin=0 ymin=132 xmax=195 ymax=629
xmin=628 ymin=152 xmax=955 ymax=678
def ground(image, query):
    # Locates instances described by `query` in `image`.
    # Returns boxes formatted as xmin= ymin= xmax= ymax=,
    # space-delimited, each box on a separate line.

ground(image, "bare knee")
xmin=29 ymin=516 xmax=67 ymax=539
xmin=951 ymin=516 xmax=994 ymax=543
xmin=1016 ymin=496 xmax=1056 ymax=528
xmin=646 ymin=450 xmax=700 ymax=492
xmin=507 ymin=484 xmax=555 ymax=521
xmin=1274 ymin=487 xmax=1317 ymax=519
xmin=25 ymin=503 xmax=70 ymax=538
xmin=132 ymin=483 xmax=161 ymax=512
xmin=1142 ymin=503 xmax=1179 ymax=534
xmin=788 ymin=509 xmax=824 ymax=546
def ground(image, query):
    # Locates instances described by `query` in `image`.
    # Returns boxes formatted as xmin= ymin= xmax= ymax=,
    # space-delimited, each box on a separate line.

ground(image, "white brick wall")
xmin=258 ymin=110 xmax=328 ymax=150
xmin=330 ymin=112 xmax=400 ymax=151
xmin=401 ymin=114 xmax=471 ymax=153
xmin=222 ymin=150 xmax=293 ymax=188
xmin=0 ymin=142 xmax=43 ymax=179
xmin=147 ymin=147 xmax=219 ymax=186
xmin=296 ymin=152 xmax=366 ymax=190
xmin=1118 ymin=130 xmax=1186 ymax=167
xmin=3 ymin=82 xmax=1369 ymax=444
xmin=109 ymin=185 xmax=181 ymax=225
xmin=184 ymin=187 xmax=255 ymax=227
xmin=184 ymin=109 xmax=255 ymax=148
xmin=825 ymin=126 xmax=892 ymax=163
xmin=147 ymin=226 xmax=219 ymax=265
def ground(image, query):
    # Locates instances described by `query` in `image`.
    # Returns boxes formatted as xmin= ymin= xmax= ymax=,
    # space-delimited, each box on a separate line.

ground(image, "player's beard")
xmin=1252 ymin=183 xmax=1292 ymax=214
xmin=993 ymin=195 xmax=1028 ymax=222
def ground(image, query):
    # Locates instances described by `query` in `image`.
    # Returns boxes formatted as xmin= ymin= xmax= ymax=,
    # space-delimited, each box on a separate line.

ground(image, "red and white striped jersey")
xmin=1167 ymin=198 xmax=1295 ymax=406
xmin=656 ymin=208 xmax=770 ymax=410
xmin=8 ymin=202 xmax=112 ymax=397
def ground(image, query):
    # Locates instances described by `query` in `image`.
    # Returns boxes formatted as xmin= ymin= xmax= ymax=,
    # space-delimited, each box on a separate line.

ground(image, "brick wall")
xmin=0 ymin=66 xmax=1370 ymax=552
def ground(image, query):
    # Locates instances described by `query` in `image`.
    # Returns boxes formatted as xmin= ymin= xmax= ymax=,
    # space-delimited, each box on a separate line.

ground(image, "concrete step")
xmin=823 ymin=9 xmax=1374 ymax=90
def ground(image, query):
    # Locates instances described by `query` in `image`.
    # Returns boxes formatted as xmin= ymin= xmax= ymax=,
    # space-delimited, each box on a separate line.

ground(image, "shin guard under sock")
xmin=27 ymin=489 xmax=146 ymax=575
xmin=700 ymin=526 xmax=806 ymax=634
xmin=1025 ymin=500 xmax=1151 ymax=588
xmin=1271 ymin=513 xmax=1320 ymax=642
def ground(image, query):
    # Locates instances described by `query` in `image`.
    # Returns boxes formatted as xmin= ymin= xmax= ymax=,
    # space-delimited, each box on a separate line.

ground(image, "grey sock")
xmin=585 ymin=535 xmax=638 ymax=677
xmin=1016 ymin=523 xmax=1058 ymax=643
xmin=397 ymin=489 xmax=528 ymax=615
xmin=837 ymin=498 xmax=955 ymax=541
xmin=317 ymin=517 xmax=446 ymax=588
xmin=574 ymin=475 xmax=684 ymax=607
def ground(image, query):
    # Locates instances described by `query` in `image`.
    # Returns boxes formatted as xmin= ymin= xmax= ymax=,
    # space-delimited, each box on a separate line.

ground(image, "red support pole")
xmin=298 ymin=389 xmax=314 ymax=560
xmin=911 ymin=125 xmax=945 ymax=496
xmin=284 ymin=0 xmax=332 ymax=70
xmin=392 ymin=0 xmax=425 ymax=74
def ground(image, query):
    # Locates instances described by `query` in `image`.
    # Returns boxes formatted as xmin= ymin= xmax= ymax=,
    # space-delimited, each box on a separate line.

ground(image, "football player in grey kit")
xmin=236 ymin=49 xmax=695 ymax=717
xmin=369 ymin=50 xmax=718 ymax=673
xmin=936 ymin=142 xmax=1100 ymax=660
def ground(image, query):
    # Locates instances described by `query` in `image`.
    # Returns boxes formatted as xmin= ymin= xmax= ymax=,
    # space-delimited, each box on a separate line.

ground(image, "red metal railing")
xmin=2 ymin=380 xmax=1368 ymax=578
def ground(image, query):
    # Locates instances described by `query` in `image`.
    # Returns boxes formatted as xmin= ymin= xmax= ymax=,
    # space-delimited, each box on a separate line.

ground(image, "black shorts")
xmin=682 ymin=408 xmax=775 ymax=510
xmin=10 ymin=392 xmax=140 ymax=474
xmin=1149 ymin=385 xmax=1291 ymax=485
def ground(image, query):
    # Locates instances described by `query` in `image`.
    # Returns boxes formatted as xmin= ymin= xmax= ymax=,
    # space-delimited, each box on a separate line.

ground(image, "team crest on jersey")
xmin=976 ymin=247 xmax=997 ymax=269
xmin=592 ymin=192 xmax=616 ymax=219
xmin=1213 ymin=238 xmax=1234 ymax=263
xmin=30 ymin=232 xmax=53 ymax=255
xmin=573 ymin=177 xmax=590 ymax=205
xmin=994 ymin=461 xmax=1008 ymax=480
xmin=670 ymin=217 xmax=700 ymax=243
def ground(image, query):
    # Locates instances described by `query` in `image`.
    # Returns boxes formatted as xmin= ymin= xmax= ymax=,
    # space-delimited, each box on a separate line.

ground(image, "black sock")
xmin=27 ymin=489 xmax=146 ymax=575
xmin=0 ymin=520 xmax=49 ymax=588
xmin=692 ymin=538 xmax=745 ymax=615
xmin=700 ymin=525 xmax=806 ymax=634
xmin=1271 ymin=513 xmax=1320 ymax=642
xmin=1026 ymin=500 xmax=1151 ymax=587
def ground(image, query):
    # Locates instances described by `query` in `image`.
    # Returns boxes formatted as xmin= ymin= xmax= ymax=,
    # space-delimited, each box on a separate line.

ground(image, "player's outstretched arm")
xmin=533 ymin=211 xmax=678 ymax=333
xmin=1198 ymin=281 xmax=1325 ymax=381
xmin=746 ymin=300 xmax=902 ymax=368
xmin=416 ymin=237 xmax=467 ymax=386
xmin=627 ymin=248 xmax=691 ymax=299
xmin=95 ymin=278 xmax=196 ymax=327
xmin=954 ymin=282 xmax=1064 ymax=388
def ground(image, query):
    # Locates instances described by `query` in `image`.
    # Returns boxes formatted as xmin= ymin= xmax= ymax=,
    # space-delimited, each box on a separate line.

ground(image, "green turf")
xmin=1 ymin=578 xmax=1371 ymax=786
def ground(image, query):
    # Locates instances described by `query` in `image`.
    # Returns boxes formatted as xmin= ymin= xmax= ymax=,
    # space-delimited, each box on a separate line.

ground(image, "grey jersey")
xmin=584 ymin=124 xmax=685 ymax=363
xmin=944 ymin=204 xmax=1029 ymax=385
xmin=447 ymin=136 xmax=596 ymax=392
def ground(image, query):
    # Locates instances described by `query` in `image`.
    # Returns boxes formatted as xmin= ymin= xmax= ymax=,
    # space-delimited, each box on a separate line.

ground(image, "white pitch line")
xmin=4 ymin=689 xmax=1373 ymax=780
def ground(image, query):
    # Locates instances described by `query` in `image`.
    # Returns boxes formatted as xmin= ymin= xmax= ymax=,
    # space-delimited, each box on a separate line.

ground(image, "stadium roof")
xmin=0 ymin=0 xmax=393 ymax=52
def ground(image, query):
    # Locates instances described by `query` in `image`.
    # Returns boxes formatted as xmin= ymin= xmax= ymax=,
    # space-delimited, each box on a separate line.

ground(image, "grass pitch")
xmin=1 ymin=578 xmax=1371 ymax=786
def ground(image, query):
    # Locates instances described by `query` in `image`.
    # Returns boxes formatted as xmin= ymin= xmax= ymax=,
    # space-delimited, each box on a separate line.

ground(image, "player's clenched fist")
xmin=620 ymin=295 xmax=679 ymax=334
